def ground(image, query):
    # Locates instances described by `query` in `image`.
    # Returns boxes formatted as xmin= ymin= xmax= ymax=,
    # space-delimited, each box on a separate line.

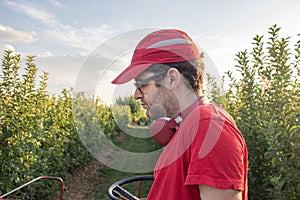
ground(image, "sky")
xmin=0 ymin=0 xmax=299 ymax=104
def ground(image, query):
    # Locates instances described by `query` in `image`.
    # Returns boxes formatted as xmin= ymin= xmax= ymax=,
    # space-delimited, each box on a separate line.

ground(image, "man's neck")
xmin=179 ymin=90 xmax=201 ymax=112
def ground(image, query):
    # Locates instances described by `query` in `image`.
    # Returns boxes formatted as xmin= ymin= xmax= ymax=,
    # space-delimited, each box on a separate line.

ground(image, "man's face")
xmin=134 ymin=71 xmax=180 ymax=120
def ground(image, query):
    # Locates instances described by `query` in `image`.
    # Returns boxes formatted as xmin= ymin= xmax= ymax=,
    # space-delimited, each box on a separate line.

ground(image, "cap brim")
xmin=111 ymin=63 xmax=152 ymax=84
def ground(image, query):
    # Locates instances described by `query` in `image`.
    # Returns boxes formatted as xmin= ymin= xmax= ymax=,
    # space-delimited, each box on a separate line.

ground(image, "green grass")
xmin=94 ymin=125 xmax=158 ymax=199
xmin=114 ymin=125 xmax=160 ymax=152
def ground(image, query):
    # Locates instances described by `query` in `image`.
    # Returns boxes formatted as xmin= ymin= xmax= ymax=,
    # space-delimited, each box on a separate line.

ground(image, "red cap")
xmin=112 ymin=29 xmax=200 ymax=84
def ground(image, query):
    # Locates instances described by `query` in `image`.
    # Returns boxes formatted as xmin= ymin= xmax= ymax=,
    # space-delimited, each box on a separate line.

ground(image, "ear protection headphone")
xmin=149 ymin=96 xmax=208 ymax=146
xmin=150 ymin=116 xmax=182 ymax=146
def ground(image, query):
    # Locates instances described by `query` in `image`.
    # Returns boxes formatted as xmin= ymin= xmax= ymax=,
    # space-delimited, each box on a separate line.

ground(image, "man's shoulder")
xmin=190 ymin=104 xmax=215 ymax=118
xmin=187 ymin=103 xmax=232 ymax=122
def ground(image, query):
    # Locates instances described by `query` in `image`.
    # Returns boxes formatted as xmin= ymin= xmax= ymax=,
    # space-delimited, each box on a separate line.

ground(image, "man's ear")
xmin=166 ymin=68 xmax=181 ymax=90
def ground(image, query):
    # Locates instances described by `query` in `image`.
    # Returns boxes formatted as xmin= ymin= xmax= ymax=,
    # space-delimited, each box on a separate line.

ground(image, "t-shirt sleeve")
xmin=184 ymin=118 xmax=246 ymax=191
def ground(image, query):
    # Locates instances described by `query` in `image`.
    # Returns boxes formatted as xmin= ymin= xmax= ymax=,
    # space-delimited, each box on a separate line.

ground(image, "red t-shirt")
xmin=147 ymin=104 xmax=248 ymax=200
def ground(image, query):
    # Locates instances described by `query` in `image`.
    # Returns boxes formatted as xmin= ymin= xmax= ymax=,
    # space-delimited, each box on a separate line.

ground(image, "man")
xmin=112 ymin=29 xmax=248 ymax=200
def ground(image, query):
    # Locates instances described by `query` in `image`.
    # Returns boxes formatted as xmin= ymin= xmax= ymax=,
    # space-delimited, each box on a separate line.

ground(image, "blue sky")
xmin=0 ymin=0 xmax=299 ymax=103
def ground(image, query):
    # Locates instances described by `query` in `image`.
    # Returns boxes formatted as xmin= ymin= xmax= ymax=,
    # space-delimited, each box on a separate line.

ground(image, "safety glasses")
xmin=134 ymin=70 xmax=167 ymax=94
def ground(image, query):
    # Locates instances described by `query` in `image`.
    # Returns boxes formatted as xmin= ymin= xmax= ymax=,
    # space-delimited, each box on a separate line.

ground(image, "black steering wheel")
xmin=107 ymin=175 xmax=154 ymax=200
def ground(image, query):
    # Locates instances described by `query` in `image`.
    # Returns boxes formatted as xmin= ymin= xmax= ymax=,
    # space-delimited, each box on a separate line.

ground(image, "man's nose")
xmin=133 ymin=88 xmax=143 ymax=100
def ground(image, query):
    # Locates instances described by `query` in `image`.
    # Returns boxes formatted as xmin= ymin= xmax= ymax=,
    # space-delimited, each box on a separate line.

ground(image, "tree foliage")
xmin=115 ymin=95 xmax=150 ymax=125
xmin=0 ymin=51 xmax=92 ymax=199
xmin=219 ymin=25 xmax=299 ymax=199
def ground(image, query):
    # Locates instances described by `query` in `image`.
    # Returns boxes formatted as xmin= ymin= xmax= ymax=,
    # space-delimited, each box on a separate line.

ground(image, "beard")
xmin=146 ymin=86 xmax=180 ymax=120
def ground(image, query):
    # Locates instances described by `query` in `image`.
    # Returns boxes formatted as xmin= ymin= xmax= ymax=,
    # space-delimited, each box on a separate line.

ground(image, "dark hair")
xmin=145 ymin=57 xmax=204 ymax=94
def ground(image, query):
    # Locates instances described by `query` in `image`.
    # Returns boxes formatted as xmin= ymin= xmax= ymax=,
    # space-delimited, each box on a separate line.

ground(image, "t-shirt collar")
xmin=179 ymin=96 xmax=210 ymax=120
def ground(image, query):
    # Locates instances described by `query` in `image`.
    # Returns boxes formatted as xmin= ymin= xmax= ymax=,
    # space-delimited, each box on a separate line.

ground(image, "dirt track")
xmin=50 ymin=160 xmax=103 ymax=200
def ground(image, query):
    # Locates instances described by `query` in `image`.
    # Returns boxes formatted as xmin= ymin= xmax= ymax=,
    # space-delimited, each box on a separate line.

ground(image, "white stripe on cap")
xmin=147 ymin=38 xmax=192 ymax=49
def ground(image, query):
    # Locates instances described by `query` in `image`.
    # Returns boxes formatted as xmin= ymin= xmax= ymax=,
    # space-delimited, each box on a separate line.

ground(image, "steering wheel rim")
xmin=107 ymin=175 xmax=154 ymax=200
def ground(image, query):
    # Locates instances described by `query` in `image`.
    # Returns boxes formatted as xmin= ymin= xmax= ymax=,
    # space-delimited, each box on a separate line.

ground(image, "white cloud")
xmin=50 ymin=0 xmax=64 ymax=9
xmin=35 ymin=54 xmax=85 ymax=94
xmin=36 ymin=51 xmax=54 ymax=58
xmin=46 ymin=24 xmax=118 ymax=51
xmin=3 ymin=0 xmax=132 ymax=52
xmin=0 ymin=24 xmax=35 ymax=43
xmin=4 ymin=0 xmax=57 ymax=25
xmin=1 ymin=44 xmax=16 ymax=52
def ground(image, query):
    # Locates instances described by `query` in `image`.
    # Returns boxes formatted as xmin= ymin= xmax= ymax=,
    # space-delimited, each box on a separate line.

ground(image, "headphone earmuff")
xmin=150 ymin=116 xmax=182 ymax=146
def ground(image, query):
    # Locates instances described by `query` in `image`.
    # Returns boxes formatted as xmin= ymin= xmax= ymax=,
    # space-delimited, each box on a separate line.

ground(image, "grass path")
xmin=94 ymin=125 xmax=159 ymax=199
xmin=51 ymin=125 xmax=158 ymax=199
